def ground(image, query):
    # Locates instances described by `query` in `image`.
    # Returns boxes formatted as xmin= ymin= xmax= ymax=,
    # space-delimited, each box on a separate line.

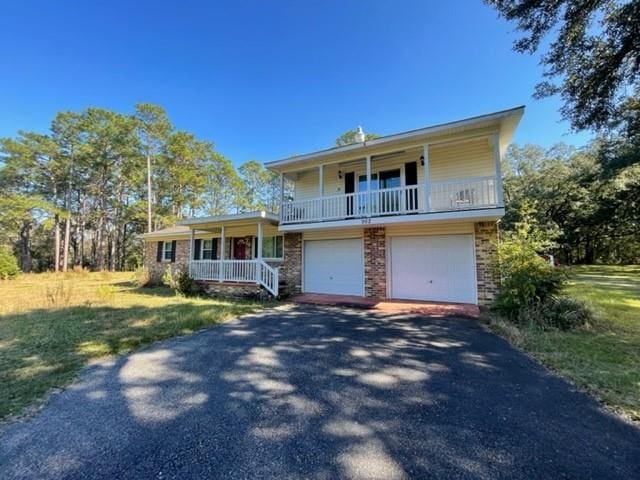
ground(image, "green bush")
xmin=175 ymin=270 xmax=200 ymax=296
xmin=0 ymin=246 xmax=20 ymax=280
xmin=162 ymin=268 xmax=176 ymax=288
xmin=516 ymin=297 xmax=593 ymax=331
xmin=492 ymin=248 xmax=565 ymax=316
xmin=492 ymin=209 xmax=565 ymax=317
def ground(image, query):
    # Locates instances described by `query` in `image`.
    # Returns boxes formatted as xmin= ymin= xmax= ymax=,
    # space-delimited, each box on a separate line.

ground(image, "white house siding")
xmin=292 ymin=137 xmax=494 ymax=202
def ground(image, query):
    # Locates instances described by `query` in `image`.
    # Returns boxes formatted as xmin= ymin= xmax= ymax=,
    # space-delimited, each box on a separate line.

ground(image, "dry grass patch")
xmin=0 ymin=271 xmax=263 ymax=420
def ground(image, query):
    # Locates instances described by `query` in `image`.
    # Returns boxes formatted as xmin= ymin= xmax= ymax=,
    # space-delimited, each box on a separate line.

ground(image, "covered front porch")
xmin=179 ymin=211 xmax=281 ymax=296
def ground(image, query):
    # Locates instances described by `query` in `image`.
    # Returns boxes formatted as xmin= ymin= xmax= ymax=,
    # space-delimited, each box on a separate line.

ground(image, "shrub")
xmin=492 ymin=249 xmax=565 ymax=317
xmin=0 ymin=246 xmax=20 ymax=280
xmin=492 ymin=208 xmax=565 ymax=317
xmin=175 ymin=270 xmax=200 ymax=296
xmin=516 ymin=297 xmax=593 ymax=331
xmin=162 ymin=268 xmax=176 ymax=289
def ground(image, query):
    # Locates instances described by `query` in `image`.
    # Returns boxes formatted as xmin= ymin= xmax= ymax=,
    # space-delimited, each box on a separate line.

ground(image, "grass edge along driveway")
xmin=487 ymin=265 xmax=640 ymax=422
xmin=0 ymin=271 xmax=264 ymax=421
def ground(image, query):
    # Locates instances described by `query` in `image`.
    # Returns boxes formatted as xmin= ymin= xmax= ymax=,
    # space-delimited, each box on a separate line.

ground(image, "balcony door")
xmin=357 ymin=173 xmax=378 ymax=215
xmin=344 ymin=172 xmax=355 ymax=217
xmin=359 ymin=169 xmax=401 ymax=214
xmin=405 ymin=161 xmax=418 ymax=212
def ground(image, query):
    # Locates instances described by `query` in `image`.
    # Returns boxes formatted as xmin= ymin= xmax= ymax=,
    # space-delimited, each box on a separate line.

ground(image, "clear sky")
xmin=0 ymin=0 xmax=591 ymax=166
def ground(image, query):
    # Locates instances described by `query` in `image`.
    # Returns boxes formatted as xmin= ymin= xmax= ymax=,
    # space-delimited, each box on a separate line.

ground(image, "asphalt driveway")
xmin=1 ymin=305 xmax=639 ymax=479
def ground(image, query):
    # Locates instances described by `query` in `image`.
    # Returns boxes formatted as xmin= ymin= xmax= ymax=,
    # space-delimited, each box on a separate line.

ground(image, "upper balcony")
xmin=280 ymin=175 xmax=500 ymax=225
xmin=266 ymin=106 xmax=523 ymax=229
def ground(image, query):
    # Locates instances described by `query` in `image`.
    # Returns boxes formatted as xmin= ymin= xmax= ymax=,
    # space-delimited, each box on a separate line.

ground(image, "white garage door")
xmin=304 ymin=239 xmax=364 ymax=296
xmin=390 ymin=235 xmax=476 ymax=304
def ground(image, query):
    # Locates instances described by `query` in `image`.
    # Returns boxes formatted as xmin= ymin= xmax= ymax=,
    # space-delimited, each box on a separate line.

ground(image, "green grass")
xmin=489 ymin=265 xmax=640 ymax=421
xmin=0 ymin=271 xmax=263 ymax=421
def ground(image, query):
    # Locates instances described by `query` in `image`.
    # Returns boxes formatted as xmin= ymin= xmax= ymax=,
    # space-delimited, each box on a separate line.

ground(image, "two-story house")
xmin=142 ymin=106 xmax=524 ymax=306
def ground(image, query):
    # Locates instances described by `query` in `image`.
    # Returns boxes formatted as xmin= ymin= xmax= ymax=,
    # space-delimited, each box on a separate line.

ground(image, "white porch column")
xmin=189 ymin=228 xmax=194 ymax=276
xmin=423 ymin=144 xmax=431 ymax=212
xmin=492 ymin=133 xmax=504 ymax=206
xmin=256 ymin=222 xmax=263 ymax=284
xmin=280 ymin=172 xmax=285 ymax=203
xmin=219 ymin=226 xmax=225 ymax=282
xmin=366 ymin=155 xmax=372 ymax=216
xmin=318 ymin=164 xmax=324 ymax=220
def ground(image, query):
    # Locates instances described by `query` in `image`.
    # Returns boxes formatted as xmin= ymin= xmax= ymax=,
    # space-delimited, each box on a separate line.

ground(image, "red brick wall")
xmin=281 ymin=232 xmax=302 ymax=296
xmin=143 ymin=239 xmax=190 ymax=284
xmin=364 ymin=227 xmax=387 ymax=298
xmin=474 ymin=221 xmax=499 ymax=305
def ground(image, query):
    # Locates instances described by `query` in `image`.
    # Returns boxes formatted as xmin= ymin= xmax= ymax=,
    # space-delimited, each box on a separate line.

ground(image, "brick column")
xmin=364 ymin=227 xmax=387 ymax=298
xmin=474 ymin=221 xmax=499 ymax=306
xmin=281 ymin=232 xmax=302 ymax=296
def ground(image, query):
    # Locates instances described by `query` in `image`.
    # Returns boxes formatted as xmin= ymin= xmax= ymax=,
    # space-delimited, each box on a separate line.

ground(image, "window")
xmin=358 ymin=173 xmax=378 ymax=191
xmin=379 ymin=169 xmax=401 ymax=189
xmin=254 ymin=235 xmax=284 ymax=259
xmin=162 ymin=241 xmax=173 ymax=261
xmin=201 ymin=239 xmax=214 ymax=260
xmin=358 ymin=169 xmax=402 ymax=214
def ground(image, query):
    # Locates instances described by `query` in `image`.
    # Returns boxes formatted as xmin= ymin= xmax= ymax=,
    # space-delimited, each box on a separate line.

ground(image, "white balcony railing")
xmin=280 ymin=176 xmax=499 ymax=225
xmin=189 ymin=259 xmax=279 ymax=297
xmin=430 ymin=176 xmax=498 ymax=212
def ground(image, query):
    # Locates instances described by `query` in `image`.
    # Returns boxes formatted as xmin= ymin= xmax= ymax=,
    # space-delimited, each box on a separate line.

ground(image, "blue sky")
xmin=0 ymin=0 xmax=591 ymax=166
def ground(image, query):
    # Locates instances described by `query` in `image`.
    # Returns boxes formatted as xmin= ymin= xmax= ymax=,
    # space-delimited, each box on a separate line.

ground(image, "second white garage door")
xmin=390 ymin=235 xmax=476 ymax=304
xmin=304 ymin=238 xmax=364 ymax=296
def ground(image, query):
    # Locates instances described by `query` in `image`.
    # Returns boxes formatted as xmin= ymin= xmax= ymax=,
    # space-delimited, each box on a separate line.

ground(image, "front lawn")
xmin=489 ymin=265 xmax=640 ymax=421
xmin=0 ymin=271 xmax=262 ymax=421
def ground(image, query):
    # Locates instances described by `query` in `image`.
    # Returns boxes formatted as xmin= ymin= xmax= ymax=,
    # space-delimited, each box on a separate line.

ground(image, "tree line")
xmin=502 ymin=140 xmax=640 ymax=264
xmin=0 ymin=104 xmax=283 ymax=272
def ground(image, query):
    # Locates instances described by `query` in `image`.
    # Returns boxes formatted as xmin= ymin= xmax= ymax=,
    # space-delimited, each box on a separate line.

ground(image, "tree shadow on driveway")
xmin=1 ymin=305 xmax=639 ymax=479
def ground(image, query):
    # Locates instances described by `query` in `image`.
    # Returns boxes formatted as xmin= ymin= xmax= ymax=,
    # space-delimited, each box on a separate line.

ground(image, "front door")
xmin=233 ymin=237 xmax=249 ymax=260
xmin=357 ymin=173 xmax=378 ymax=215
xmin=378 ymin=169 xmax=401 ymax=213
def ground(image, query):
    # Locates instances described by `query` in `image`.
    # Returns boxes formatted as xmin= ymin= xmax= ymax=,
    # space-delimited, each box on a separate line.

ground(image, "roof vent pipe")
xmin=355 ymin=126 xmax=365 ymax=143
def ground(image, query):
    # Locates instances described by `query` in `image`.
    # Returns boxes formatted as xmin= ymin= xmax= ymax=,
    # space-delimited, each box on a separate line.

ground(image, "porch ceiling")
xmin=267 ymin=105 xmax=524 ymax=174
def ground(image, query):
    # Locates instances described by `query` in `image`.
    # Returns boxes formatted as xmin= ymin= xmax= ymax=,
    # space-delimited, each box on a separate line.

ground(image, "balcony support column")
xmin=256 ymin=222 xmax=263 ymax=284
xmin=318 ymin=164 xmax=324 ymax=220
xmin=280 ymin=172 xmax=284 ymax=203
xmin=422 ymin=144 xmax=431 ymax=212
xmin=366 ymin=155 xmax=372 ymax=216
xmin=189 ymin=228 xmax=194 ymax=276
xmin=219 ymin=226 xmax=225 ymax=282
xmin=492 ymin=133 xmax=504 ymax=206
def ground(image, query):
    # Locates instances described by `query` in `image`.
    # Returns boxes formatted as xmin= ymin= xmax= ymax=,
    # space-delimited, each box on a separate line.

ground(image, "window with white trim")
xmin=254 ymin=235 xmax=284 ymax=259
xmin=201 ymin=239 xmax=214 ymax=260
xmin=162 ymin=241 xmax=173 ymax=261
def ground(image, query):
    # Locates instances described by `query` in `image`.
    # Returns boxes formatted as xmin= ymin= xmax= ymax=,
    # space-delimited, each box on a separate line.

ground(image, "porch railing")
xmin=188 ymin=259 xmax=279 ymax=297
xmin=430 ymin=176 xmax=498 ymax=212
xmin=280 ymin=176 xmax=499 ymax=224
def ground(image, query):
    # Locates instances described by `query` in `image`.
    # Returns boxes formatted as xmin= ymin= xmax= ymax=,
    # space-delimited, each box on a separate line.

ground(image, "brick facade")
xmin=280 ymin=232 xmax=302 ymax=296
xmin=474 ymin=221 xmax=499 ymax=306
xmin=198 ymin=281 xmax=270 ymax=300
xmin=144 ymin=239 xmax=190 ymax=284
xmin=363 ymin=227 xmax=387 ymax=298
xmin=143 ymin=221 xmax=500 ymax=305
